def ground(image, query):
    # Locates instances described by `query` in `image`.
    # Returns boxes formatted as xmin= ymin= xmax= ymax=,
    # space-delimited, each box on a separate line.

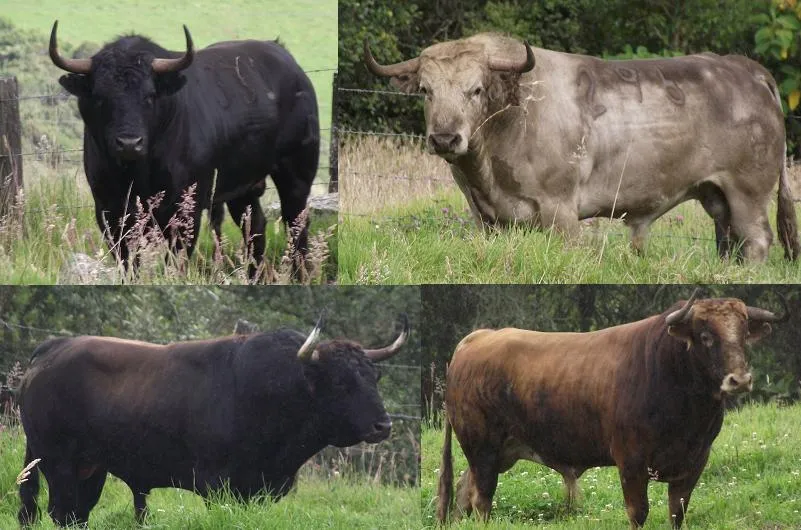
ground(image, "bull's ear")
xmin=389 ymin=73 xmax=419 ymax=94
xmin=667 ymin=323 xmax=693 ymax=349
xmin=155 ymin=73 xmax=187 ymax=96
xmin=59 ymin=74 xmax=90 ymax=97
xmin=747 ymin=321 xmax=772 ymax=344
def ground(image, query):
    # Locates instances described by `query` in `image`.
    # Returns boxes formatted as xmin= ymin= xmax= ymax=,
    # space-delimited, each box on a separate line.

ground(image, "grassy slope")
xmin=0 ymin=428 xmax=419 ymax=529
xmin=339 ymin=189 xmax=801 ymax=284
xmin=0 ymin=0 xmax=337 ymax=284
xmin=420 ymin=403 xmax=801 ymax=529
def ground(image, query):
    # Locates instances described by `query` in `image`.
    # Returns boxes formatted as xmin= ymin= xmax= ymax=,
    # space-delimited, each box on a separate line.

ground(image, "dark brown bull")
xmin=437 ymin=292 xmax=785 ymax=528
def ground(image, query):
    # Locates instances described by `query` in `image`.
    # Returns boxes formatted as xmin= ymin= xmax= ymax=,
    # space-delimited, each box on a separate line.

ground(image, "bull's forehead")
xmin=419 ymin=43 xmax=488 ymax=87
xmin=691 ymin=299 xmax=748 ymax=342
xmin=91 ymin=52 xmax=153 ymax=88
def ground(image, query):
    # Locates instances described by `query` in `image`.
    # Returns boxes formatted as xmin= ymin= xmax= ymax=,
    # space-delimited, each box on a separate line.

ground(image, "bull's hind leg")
xmin=453 ymin=469 xmax=474 ymax=520
xmin=465 ymin=452 xmax=501 ymax=521
xmin=728 ymin=194 xmax=772 ymax=262
xmin=697 ymin=182 xmax=734 ymax=259
xmin=225 ymin=192 xmax=267 ymax=281
xmin=74 ymin=469 xmax=107 ymax=524
xmin=272 ymin=150 xmax=318 ymax=279
xmin=43 ymin=463 xmax=82 ymax=527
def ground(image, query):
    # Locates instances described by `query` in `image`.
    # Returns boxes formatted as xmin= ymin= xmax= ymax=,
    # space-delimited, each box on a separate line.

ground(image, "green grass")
xmin=0 ymin=427 xmax=419 ymax=529
xmin=339 ymin=189 xmax=801 ymax=284
xmin=420 ymin=402 xmax=801 ymax=529
xmin=0 ymin=1 xmax=337 ymax=284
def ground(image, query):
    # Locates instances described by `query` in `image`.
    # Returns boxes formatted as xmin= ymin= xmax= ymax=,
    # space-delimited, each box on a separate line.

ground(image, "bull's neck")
xmin=451 ymin=135 xmax=494 ymax=188
xmin=629 ymin=319 xmax=724 ymax=407
xmin=448 ymin=107 xmax=531 ymax=224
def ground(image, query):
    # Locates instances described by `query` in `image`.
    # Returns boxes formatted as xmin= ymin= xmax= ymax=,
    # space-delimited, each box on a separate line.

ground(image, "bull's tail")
xmin=771 ymin=81 xmax=800 ymax=260
xmin=17 ymin=442 xmax=40 ymax=526
xmin=436 ymin=409 xmax=454 ymax=524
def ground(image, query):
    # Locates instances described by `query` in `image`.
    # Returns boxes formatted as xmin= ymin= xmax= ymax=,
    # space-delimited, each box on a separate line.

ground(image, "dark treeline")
xmin=338 ymin=0 xmax=799 ymax=141
xmin=0 ymin=286 xmax=421 ymax=485
xmin=421 ymin=285 xmax=801 ymax=418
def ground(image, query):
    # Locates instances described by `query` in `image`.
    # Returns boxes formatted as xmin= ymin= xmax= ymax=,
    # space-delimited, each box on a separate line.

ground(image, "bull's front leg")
xmin=666 ymin=450 xmax=707 ymax=528
xmin=617 ymin=464 xmax=650 ymax=529
xmin=538 ymin=200 xmax=580 ymax=242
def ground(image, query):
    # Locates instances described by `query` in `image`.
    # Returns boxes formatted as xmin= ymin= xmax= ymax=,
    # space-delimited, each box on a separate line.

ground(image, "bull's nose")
xmin=115 ymin=136 xmax=144 ymax=152
xmin=363 ymin=418 xmax=393 ymax=443
xmin=721 ymin=372 xmax=753 ymax=393
xmin=374 ymin=419 xmax=392 ymax=435
xmin=428 ymin=133 xmax=460 ymax=153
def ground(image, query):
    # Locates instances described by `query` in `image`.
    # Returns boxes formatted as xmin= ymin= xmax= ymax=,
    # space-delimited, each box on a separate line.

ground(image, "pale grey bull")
xmin=365 ymin=33 xmax=800 ymax=262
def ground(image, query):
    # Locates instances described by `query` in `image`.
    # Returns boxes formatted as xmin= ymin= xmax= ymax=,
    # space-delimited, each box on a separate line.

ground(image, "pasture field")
xmin=0 ymin=0 xmax=337 ymax=284
xmin=0 ymin=426 xmax=419 ymax=529
xmin=420 ymin=402 xmax=801 ymax=529
xmin=339 ymin=137 xmax=801 ymax=284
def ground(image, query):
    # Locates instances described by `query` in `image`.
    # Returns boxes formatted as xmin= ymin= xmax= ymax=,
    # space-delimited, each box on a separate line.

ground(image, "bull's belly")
xmin=503 ymin=425 xmax=615 ymax=472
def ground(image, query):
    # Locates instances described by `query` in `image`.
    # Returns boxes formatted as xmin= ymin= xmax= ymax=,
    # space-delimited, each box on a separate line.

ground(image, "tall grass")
xmin=0 ymin=162 xmax=337 ymax=284
xmin=339 ymin=136 xmax=801 ymax=284
xmin=420 ymin=402 xmax=801 ymax=529
xmin=0 ymin=419 xmax=419 ymax=529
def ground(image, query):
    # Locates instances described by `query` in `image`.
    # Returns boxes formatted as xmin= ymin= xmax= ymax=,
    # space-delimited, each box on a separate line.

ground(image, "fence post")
xmin=0 ymin=76 xmax=23 ymax=218
xmin=328 ymin=71 xmax=338 ymax=193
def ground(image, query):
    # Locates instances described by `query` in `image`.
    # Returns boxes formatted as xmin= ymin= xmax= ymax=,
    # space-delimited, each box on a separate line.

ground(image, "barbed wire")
xmin=0 ymin=68 xmax=335 ymax=104
xmin=337 ymin=87 xmax=420 ymax=97
xmin=337 ymin=128 xmax=426 ymax=140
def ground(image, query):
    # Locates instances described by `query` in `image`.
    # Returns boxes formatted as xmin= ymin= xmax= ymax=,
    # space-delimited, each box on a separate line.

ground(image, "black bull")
xmin=16 ymin=315 xmax=409 ymax=526
xmin=49 ymin=21 xmax=320 ymax=277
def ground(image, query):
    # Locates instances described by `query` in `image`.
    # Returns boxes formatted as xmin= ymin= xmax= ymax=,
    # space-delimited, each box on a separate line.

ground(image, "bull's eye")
xmin=700 ymin=330 xmax=715 ymax=347
xmin=419 ymin=85 xmax=429 ymax=97
xmin=472 ymin=86 xmax=483 ymax=98
xmin=144 ymin=94 xmax=155 ymax=107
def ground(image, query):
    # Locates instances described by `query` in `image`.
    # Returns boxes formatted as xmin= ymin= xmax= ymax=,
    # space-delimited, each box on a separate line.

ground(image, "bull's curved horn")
xmin=49 ymin=21 xmax=92 ymax=74
xmin=152 ymin=25 xmax=194 ymax=74
xmin=365 ymin=314 xmax=410 ymax=362
xmin=747 ymin=293 xmax=789 ymax=323
xmin=665 ymin=288 xmax=701 ymax=325
xmin=488 ymin=41 xmax=536 ymax=74
xmin=297 ymin=312 xmax=325 ymax=362
xmin=363 ymin=39 xmax=420 ymax=78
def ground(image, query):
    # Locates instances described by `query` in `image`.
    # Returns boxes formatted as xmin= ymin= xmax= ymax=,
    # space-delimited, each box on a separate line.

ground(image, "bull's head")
xmin=49 ymin=21 xmax=194 ymax=161
xmin=665 ymin=290 xmax=785 ymax=395
xmin=364 ymin=37 xmax=535 ymax=160
xmin=296 ymin=314 xmax=410 ymax=447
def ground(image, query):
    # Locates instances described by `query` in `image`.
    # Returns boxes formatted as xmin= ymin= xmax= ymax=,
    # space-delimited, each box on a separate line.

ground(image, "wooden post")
xmin=0 ymin=76 xmax=23 ymax=217
xmin=328 ymin=71 xmax=338 ymax=193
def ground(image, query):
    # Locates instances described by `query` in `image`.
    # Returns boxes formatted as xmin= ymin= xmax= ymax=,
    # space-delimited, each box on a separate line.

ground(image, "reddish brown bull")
xmin=437 ymin=292 xmax=785 ymax=528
